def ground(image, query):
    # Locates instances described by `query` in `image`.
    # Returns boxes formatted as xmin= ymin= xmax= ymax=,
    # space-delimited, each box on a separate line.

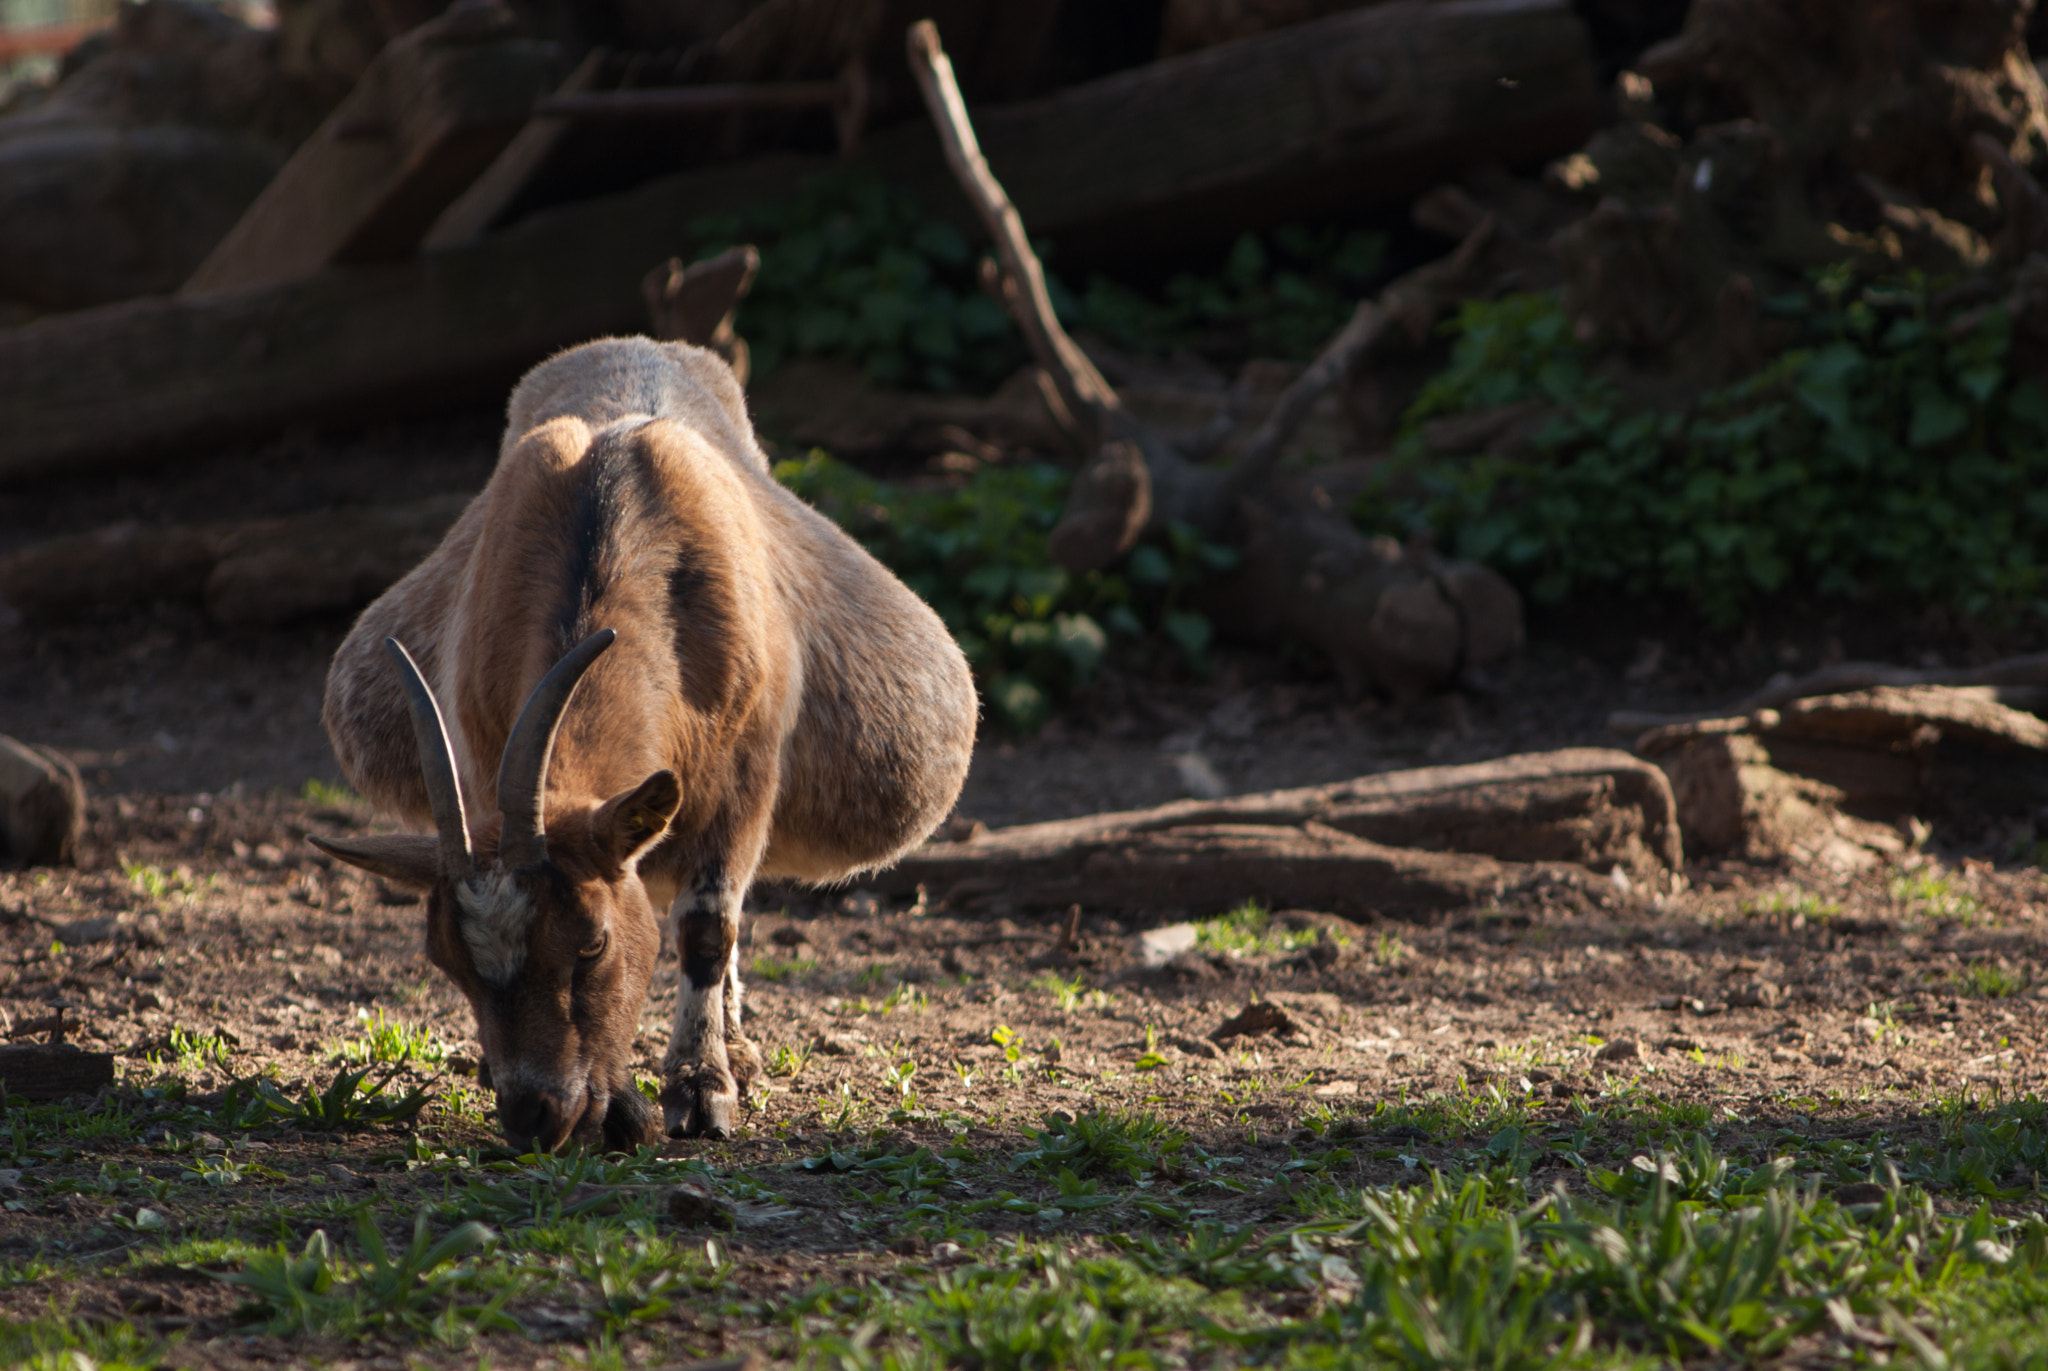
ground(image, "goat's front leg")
xmin=660 ymin=862 xmax=754 ymax=1139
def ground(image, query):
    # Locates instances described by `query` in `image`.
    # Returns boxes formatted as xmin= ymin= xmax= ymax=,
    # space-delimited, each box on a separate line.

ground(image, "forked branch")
xmin=906 ymin=20 xmax=1121 ymax=440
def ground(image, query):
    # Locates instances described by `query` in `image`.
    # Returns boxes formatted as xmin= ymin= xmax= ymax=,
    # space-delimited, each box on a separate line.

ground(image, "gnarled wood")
xmin=873 ymin=748 xmax=1681 ymax=915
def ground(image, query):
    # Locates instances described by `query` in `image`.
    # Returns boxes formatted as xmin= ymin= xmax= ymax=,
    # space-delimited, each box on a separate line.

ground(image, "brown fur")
xmin=316 ymin=339 xmax=978 ymax=1148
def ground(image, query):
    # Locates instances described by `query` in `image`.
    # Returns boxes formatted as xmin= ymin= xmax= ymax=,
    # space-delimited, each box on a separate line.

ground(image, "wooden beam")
xmin=181 ymin=4 xmax=558 ymax=295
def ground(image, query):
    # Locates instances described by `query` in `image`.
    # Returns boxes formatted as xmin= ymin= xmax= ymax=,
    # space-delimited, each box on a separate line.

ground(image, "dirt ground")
xmin=5 ymin=412 xmax=2048 ymax=1365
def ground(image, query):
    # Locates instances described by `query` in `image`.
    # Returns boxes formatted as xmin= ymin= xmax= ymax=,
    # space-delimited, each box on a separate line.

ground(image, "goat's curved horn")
xmin=496 ymin=628 xmax=617 ymax=869
xmin=383 ymin=638 xmax=475 ymax=880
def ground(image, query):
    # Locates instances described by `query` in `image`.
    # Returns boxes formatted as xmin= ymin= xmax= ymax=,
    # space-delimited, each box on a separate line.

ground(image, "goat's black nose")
xmin=499 ymin=1088 xmax=574 ymax=1153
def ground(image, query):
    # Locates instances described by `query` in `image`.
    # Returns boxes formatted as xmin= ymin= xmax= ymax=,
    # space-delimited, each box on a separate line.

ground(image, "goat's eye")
xmin=578 ymin=930 xmax=609 ymax=960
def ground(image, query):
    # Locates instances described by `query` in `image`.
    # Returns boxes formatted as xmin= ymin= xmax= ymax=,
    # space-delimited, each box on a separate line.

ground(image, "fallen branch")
xmin=905 ymin=21 xmax=1526 ymax=699
xmin=0 ymin=495 xmax=470 ymax=629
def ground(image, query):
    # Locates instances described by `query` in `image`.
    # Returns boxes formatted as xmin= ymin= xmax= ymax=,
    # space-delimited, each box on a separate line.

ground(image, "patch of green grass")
xmin=0 ymin=1314 xmax=170 ymax=1371
xmin=121 ymin=857 xmax=196 ymax=903
xmin=1013 ymin=1110 xmax=1190 ymax=1182
xmin=1741 ymin=889 xmax=1843 ymax=923
xmin=1958 ymin=960 xmax=2030 ymax=998
xmin=219 ymin=1063 xmax=431 ymax=1133
xmin=794 ymin=1246 xmax=1234 ymax=1371
xmin=1194 ymin=899 xmax=1321 ymax=958
xmin=223 ymin=1206 xmax=514 ymax=1343
xmin=1891 ymin=870 xmax=1984 ymax=923
xmin=333 ymin=1007 xmax=447 ymax=1068
xmin=768 ymin=1043 xmax=813 ymax=1078
xmin=752 ymin=954 xmax=818 ymax=984
xmin=146 ymin=1026 xmax=231 ymax=1075
xmin=299 ymin=778 xmax=361 ymax=809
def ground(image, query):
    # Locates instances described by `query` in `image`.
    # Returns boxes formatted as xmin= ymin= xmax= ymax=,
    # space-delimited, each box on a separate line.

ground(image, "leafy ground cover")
xmin=1370 ymin=277 xmax=2048 ymax=629
xmin=7 ymin=789 xmax=2048 ymax=1368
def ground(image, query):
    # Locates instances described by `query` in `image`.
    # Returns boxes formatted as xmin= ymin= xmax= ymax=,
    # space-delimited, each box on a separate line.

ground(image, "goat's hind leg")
xmin=659 ymin=864 xmax=747 ymax=1139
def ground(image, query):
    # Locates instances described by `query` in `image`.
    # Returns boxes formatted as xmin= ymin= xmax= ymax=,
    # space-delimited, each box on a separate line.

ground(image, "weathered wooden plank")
xmin=182 ymin=6 xmax=557 ymax=295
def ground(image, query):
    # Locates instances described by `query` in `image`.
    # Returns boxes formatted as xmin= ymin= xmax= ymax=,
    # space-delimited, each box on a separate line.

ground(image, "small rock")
xmin=1594 ymin=1039 xmax=1640 ymax=1063
xmin=252 ymin=843 xmax=286 ymax=869
xmin=812 ymin=1033 xmax=861 ymax=1057
xmin=308 ymin=943 xmax=343 ymax=968
xmin=1833 ymin=1181 xmax=1888 ymax=1206
xmin=0 ymin=1168 xmax=22 ymax=1193
xmin=1726 ymin=981 xmax=1783 ymax=1009
xmin=1211 ymin=1001 xmax=1299 ymax=1042
xmin=1654 ymin=995 xmax=1683 ymax=1011
xmin=665 ymin=1180 xmax=736 ymax=1230
xmin=54 ymin=916 xmax=118 ymax=947
xmin=1522 ymin=976 xmax=1560 ymax=995
xmin=1311 ymin=1080 xmax=1359 ymax=1097
xmin=133 ymin=988 xmax=167 ymax=1013
xmin=1137 ymin=923 xmax=1199 ymax=968
xmin=930 ymin=1240 xmax=966 ymax=1262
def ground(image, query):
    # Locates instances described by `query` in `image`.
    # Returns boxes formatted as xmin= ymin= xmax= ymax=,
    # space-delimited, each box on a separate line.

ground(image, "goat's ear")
xmin=595 ymin=770 xmax=681 ymax=869
xmin=307 ymin=833 xmax=441 ymax=887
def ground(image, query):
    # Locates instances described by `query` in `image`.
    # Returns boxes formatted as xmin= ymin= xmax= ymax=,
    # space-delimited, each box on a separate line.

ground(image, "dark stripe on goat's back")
xmin=556 ymin=430 xmax=659 ymax=651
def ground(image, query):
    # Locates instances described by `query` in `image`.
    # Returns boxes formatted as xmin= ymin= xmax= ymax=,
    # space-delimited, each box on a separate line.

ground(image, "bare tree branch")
xmin=905 ymin=19 xmax=1121 ymax=439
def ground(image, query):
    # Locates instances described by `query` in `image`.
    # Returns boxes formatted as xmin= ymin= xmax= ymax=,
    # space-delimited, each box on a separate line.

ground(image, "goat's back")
xmin=324 ymin=338 xmax=976 ymax=884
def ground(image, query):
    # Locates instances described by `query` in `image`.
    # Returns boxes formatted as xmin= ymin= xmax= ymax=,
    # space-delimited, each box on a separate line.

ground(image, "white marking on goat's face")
xmin=454 ymin=867 xmax=535 ymax=984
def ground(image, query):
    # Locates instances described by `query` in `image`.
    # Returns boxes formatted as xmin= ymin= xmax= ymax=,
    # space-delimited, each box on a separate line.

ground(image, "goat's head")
xmin=311 ymin=630 xmax=679 ymax=1154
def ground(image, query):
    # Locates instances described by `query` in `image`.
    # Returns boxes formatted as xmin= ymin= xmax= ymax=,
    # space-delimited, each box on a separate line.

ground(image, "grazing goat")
xmin=311 ymin=338 xmax=978 ymax=1149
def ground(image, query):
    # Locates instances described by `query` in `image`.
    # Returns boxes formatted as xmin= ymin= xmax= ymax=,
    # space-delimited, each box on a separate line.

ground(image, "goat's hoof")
xmin=660 ymin=1077 xmax=736 ymax=1139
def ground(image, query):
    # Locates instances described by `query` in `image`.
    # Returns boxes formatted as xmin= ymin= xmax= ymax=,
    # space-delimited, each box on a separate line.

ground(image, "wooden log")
xmin=0 ymin=0 xmax=1594 ymax=483
xmin=0 ymin=735 xmax=85 ymax=869
xmin=872 ymin=748 xmax=1681 ymax=915
xmin=182 ymin=3 xmax=558 ymax=295
xmin=1640 ymin=686 xmax=2048 ymax=865
xmin=1608 ymin=651 xmax=2048 ymax=738
xmin=0 ymin=495 xmax=470 ymax=628
xmin=909 ymin=0 xmax=1599 ymax=263
xmin=0 ymin=1044 xmax=114 ymax=1101
xmin=0 ymin=152 xmax=808 ymax=482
